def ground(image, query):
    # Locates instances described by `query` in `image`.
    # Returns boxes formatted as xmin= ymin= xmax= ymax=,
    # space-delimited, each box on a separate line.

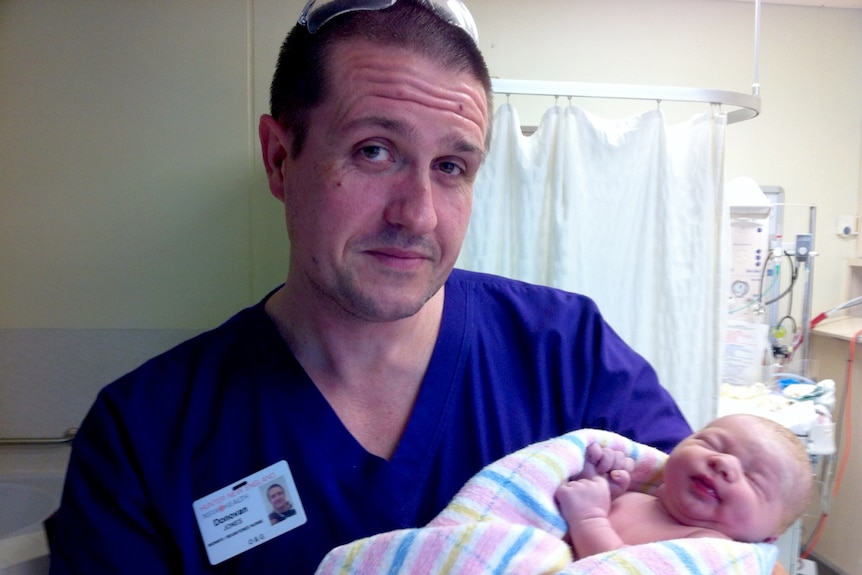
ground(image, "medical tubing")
xmin=728 ymin=262 xmax=780 ymax=314
xmin=727 ymin=250 xmax=787 ymax=315
xmin=801 ymin=515 xmax=827 ymax=560
xmin=796 ymin=295 xmax=862 ymax=364
xmin=832 ymin=332 xmax=855 ymax=496
xmin=800 ymin=327 xmax=856 ymax=558
xmin=762 ymin=253 xmax=797 ymax=307
xmin=809 ymin=295 xmax=862 ymax=329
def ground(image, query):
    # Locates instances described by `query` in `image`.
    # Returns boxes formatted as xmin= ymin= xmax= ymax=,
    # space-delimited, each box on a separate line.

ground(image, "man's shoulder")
xmin=447 ymin=268 xmax=600 ymax=315
xmin=102 ymin=298 xmax=281 ymax=400
xmin=153 ymin=300 xmax=274 ymax=363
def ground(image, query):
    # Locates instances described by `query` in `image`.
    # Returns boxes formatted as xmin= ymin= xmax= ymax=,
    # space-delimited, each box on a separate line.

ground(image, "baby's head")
xmin=658 ymin=413 xmax=813 ymax=542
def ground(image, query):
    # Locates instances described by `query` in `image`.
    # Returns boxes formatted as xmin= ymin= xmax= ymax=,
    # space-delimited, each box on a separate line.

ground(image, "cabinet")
xmin=804 ymin=331 xmax=862 ymax=574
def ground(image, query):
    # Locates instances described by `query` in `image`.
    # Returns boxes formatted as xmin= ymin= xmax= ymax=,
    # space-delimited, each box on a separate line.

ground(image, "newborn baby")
xmin=556 ymin=414 xmax=814 ymax=558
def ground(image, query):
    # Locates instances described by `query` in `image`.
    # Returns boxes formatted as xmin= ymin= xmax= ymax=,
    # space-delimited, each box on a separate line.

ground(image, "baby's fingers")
xmin=587 ymin=444 xmax=634 ymax=476
xmin=607 ymin=469 xmax=632 ymax=498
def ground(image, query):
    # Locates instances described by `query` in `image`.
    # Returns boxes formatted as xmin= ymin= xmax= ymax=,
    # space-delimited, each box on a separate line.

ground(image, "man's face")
xmin=273 ymin=39 xmax=489 ymax=323
xmin=268 ymin=485 xmax=289 ymax=511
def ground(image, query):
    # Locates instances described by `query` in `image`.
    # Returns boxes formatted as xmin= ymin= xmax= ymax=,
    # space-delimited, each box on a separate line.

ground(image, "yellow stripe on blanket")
xmin=338 ymin=535 xmax=366 ymax=575
xmin=440 ymin=522 xmax=478 ymax=574
xmin=605 ymin=552 xmax=643 ymax=575
xmin=531 ymin=451 xmax=568 ymax=479
xmin=443 ymin=500 xmax=486 ymax=524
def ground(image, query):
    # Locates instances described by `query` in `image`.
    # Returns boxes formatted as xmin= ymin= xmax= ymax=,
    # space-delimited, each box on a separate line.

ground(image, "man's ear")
xmin=259 ymin=114 xmax=291 ymax=201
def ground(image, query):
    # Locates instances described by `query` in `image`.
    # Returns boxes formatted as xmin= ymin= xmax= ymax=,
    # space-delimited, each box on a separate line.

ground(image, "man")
xmin=267 ymin=484 xmax=297 ymax=524
xmin=47 ymin=2 xmax=691 ymax=573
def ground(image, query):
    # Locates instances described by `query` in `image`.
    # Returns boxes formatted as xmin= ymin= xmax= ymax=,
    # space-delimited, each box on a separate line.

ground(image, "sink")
xmin=0 ymin=482 xmax=58 ymax=538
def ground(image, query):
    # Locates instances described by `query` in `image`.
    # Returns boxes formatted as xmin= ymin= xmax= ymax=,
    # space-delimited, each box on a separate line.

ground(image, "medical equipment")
xmin=722 ymin=181 xmax=835 ymax=574
xmin=727 ymin=177 xmax=773 ymax=323
xmin=725 ymin=178 xmax=819 ymax=383
xmin=718 ymin=377 xmax=836 ymax=575
xmin=724 ymin=179 xmax=778 ymax=386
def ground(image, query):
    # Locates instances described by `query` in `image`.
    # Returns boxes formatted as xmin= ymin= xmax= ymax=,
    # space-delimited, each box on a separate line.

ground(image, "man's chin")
xmin=337 ymin=279 xmax=444 ymax=322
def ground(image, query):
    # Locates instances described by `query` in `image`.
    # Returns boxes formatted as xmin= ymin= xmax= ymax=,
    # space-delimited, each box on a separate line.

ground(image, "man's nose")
xmin=384 ymin=167 xmax=438 ymax=234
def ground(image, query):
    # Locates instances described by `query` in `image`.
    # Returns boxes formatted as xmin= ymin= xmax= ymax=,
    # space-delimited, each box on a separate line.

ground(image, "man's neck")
xmin=265 ymin=283 xmax=445 ymax=459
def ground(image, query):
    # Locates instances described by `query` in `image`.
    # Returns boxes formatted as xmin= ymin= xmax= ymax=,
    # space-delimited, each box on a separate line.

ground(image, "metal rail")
xmin=0 ymin=427 xmax=77 ymax=446
xmin=491 ymin=0 xmax=763 ymax=126
xmin=490 ymin=79 xmax=761 ymax=124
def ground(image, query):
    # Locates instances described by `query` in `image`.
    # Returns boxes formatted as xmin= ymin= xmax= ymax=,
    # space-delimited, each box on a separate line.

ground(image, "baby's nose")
xmin=708 ymin=453 xmax=741 ymax=482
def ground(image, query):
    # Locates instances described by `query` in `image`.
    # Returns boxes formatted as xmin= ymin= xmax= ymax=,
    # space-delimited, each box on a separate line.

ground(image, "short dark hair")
xmin=269 ymin=0 xmax=492 ymax=158
xmin=267 ymin=483 xmax=284 ymax=495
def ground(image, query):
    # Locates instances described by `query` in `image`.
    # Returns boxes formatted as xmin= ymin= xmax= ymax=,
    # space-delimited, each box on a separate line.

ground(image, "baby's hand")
xmin=556 ymin=475 xmax=612 ymax=522
xmin=579 ymin=443 xmax=633 ymax=498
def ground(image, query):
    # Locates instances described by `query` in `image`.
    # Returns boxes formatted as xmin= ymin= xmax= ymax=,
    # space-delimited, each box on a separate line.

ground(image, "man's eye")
xmin=436 ymin=160 xmax=465 ymax=176
xmin=358 ymin=145 xmax=390 ymax=162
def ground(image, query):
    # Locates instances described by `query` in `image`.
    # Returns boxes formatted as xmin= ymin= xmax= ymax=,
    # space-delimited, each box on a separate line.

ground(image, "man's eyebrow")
xmin=340 ymin=115 xmax=409 ymax=137
xmin=443 ymin=133 xmax=485 ymax=159
xmin=341 ymin=115 xmax=486 ymax=161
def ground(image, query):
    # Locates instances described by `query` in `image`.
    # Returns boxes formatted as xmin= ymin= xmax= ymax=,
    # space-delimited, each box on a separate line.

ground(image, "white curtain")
xmin=458 ymin=103 xmax=728 ymax=430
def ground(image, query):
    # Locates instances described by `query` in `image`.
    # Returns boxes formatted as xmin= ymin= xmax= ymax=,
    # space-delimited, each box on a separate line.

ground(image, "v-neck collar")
xmin=260 ymin=277 xmax=473 ymax=522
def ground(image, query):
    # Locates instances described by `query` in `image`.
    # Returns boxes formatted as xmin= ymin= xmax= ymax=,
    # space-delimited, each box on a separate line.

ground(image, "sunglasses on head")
xmin=298 ymin=0 xmax=479 ymax=43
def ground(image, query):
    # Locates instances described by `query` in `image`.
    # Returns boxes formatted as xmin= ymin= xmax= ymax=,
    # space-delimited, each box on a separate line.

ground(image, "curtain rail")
xmin=0 ymin=427 xmax=77 ymax=446
xmin=490 ymin=79 xmax=761 ymax=124
xmin=492 ymin=0 xmax=762 ymax=126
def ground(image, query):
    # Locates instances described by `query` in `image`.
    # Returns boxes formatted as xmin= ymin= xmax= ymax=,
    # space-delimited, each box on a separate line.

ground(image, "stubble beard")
xmin=325 ymin=266 xmax=444 ymax=323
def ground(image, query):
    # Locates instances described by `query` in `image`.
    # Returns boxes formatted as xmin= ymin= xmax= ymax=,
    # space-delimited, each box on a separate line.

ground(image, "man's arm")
xmin=46 ymin=393 xmax=175 ymax=573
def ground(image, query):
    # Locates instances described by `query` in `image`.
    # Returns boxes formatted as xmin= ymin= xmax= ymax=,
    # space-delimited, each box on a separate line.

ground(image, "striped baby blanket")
xmin=315 ymin=429 xmax=778 ymax=575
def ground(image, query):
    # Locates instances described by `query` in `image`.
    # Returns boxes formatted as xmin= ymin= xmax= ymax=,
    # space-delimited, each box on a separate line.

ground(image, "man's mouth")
xmin=372 ymin=247 xmax=428 ymax=260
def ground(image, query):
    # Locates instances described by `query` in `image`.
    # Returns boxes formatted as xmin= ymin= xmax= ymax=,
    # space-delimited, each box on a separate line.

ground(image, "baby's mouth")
xmin=692 ymin=476 xmax=719 ymax=500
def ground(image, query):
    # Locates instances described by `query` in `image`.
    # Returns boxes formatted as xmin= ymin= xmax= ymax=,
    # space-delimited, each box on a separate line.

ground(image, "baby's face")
xmin=657 ymin=415 xmax=794 ymax=542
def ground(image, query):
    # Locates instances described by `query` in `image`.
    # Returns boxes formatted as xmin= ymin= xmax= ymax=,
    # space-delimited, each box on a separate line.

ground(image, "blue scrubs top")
xmin=47 ymin=269 xmax=691 ymax=574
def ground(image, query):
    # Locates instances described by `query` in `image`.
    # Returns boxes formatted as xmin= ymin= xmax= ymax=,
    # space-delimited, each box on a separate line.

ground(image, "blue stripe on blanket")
xmin=480 ymin=468 xmax=568 ymax=532
xmin=390 ymin=528 xmax=420 ymax=572
xmin=560 ymin=434 xmax=587 ymax=453
xmin=493 ymin=526 xmax=536 ymax=575
xmin=665 ymin=540 xmax=699 ymax=572
xmin=561 ymin=430 xmax=640 ymax=460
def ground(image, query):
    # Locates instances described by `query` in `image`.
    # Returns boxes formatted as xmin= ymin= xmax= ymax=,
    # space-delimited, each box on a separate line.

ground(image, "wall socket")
xmin=837 ymin=214 xmax=859 ymax=237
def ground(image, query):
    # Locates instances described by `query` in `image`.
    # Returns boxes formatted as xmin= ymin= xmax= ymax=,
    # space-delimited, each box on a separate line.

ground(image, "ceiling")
xmin=728 ymin=0 xmax=862 ymax=7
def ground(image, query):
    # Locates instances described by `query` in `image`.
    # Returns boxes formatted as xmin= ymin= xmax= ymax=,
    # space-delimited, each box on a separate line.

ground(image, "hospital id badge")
xmin=192 ymin=460 xmax=306 ymax=565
